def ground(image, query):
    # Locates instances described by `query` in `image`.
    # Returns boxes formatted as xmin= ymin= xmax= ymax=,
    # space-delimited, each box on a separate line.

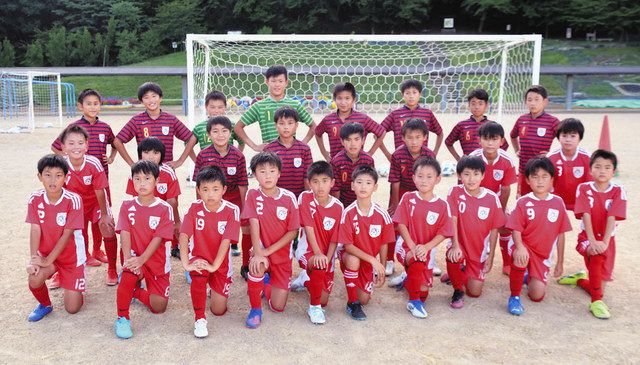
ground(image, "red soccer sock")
xmin=509 ymin=265 xmax=526 ymax=297
xmin=241 ymin=233 xmax=251 ymax=267
xmin=577 ymin=278 xmax=591 ymax=293
xmin=103 ymin=236 xmax=118 ymax=271
xmin=420 ymin=290 xmax=429 ymax=303
xmin=406 ymin=261 xmax=426 ymax=301
xmin=133 ymin=286 xmax=155 ymax=313
xmin=116 ymin=271 xmax=138 ymax=319
xmin=343 ymin=269 xmax=359 ymax=303
xmin=587 ymin=254 xmax=606 ymax=302
xmin=29 ymin=284 xmax=52 ymax=307
xmin=500 ymin=235 xmax=511 ymax=268
xmin=91 ymin=221 xmax=103 ymax=254
xmin=247 ymin=274 xmax=264 ymax=309
xmin=190 ymin=275 xmax=208 ymax=320
xmin=446 ymin=259 xmax=466 ymax=291
xmin=387 ymin=242 xmax=396 ymax=261
xmin=82 ymin=227 xmax=90 ymax=258
xmin=308 ymin=269 xmax=325 ymax=306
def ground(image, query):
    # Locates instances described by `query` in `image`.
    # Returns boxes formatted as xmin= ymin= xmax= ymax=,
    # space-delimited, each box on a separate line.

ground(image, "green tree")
xmin=111 ymin=1 xmax=145 ymax=32
xmin=71 ymin=27 xmax=96 ymax=66
xmin=139 ymin=29 xmax=163 ymax=58
xmin=463 ymin=0 xmax=515 ymax=33
xmin=22 ymin=40 xmax=44 ymax=66
xmin=149 ymin=0 xmax=206 ymax=49
xmin=116 ymin=30 xmax=143 ymax=64
xmin=0 ymin=38 xmax=16 ymax=66
xmin=51 ymin=0 xmax=111 ymax=33
xmin=103 ymin=17 xmax=118 ymax=66
xmin=353 ymin=0 xmax=430 ymax=33
xmin=45 ymin=26 xmax=68 ymax=66
xmin=94 ymin=33 xmax=105 ymax=66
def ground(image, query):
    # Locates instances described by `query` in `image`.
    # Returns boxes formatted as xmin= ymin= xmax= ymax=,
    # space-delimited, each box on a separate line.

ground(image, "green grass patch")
xmin=62 ymin=75 xmax=183 ymax=100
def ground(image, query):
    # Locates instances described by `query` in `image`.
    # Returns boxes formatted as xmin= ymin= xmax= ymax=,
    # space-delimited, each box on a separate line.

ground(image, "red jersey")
xmin=126 ymin=163 xmax=180 ymax=201
xmin=381 ymin=105 xmax=442 ymax=149
xmin=52 ymin=117 xmax=115 ymax=174
xmin=574 ymin=182 xmax=627 ymax=240
xmin=315 ymin=111 xmax=385 ymax=159
xmin=116 ymin=198 xmax=175 ymax=276
xmin=64 ymin=155 xmax=109 ymax=211
xmin=330 ymin=150 xmax=375 ymax=206
xmin=446 ymin=186 xmax=506 ymax=262
xmin=298 ymin=191 xmax=344 ymax=255
xmin=116 ymin=111 xmax=193 ymax=162
xmin=264 ymin=138 xmax=313 ymax=197
xmin=240 ymin=188 xmax=300 ymax=264
xmin=506 ymin=193 xmax=572 ymax=258
xmin=509 ymin=112 xmax=560 ymax=173
xmin=26 ymin=189 xmax=85 ymax=267
xmin=180 ymin=200 xmax=240 ymax=267
xmin=388 ymin=145 xmax=435 ymax=192
xmin=444 ymin=116 xmax=509 ymax=155
xmin=338 ymin=202 xmax=395 ymax=257
xmin=392 ymin=191 xmax=454 ymax=251
xmin=547 ymin=148 xmax=592 ymax=210
xmin=193 ymin=145 xmax=248 ymax=199
xmin=469 ymin=148 xmax=518 ymax=195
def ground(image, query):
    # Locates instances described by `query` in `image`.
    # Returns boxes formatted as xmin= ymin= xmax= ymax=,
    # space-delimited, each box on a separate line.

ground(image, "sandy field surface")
xmin=1 ymin=108 xmax=638 ymax=364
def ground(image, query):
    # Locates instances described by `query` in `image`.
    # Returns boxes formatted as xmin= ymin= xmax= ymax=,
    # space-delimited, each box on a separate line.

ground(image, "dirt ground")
xmin=1 ymin=108 xmax=638 ymax=364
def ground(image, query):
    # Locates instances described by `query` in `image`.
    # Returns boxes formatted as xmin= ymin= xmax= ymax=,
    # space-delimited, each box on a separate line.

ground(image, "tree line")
xmin=1 ymin=0 xmax=638 ymax=67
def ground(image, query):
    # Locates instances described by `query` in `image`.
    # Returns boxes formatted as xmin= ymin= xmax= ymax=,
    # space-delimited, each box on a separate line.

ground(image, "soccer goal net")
xmin=0 ymin=71 xmax=63 ymax=132
xmin=186 ymin=34 xmax=541 ymax=126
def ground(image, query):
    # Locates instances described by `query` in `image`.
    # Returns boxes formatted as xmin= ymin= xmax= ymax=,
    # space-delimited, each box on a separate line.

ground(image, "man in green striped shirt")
xmin=234 ymin=65 xmax=316 ymax=151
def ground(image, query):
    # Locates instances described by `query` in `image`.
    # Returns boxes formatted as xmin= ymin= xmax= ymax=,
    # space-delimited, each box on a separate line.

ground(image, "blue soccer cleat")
xmin=245 ymin=308 xmax=263 ymax=329
xmin=28 ymin=304 xmax=53 ymax=322
xmin=508 ymin=296 xmax=524 ymax=316
xmin=114 ymin=317 xmax=133 ymax=339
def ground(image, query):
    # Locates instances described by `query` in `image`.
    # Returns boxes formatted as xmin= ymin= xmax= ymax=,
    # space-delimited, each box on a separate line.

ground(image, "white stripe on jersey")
xmin=160 ymin=163 xmax=178 ymax=180
xmin=373 ymin=204 xmax=392 ymax=224
xmin=63 ymin=189 xmax=83 ymax=210
xmin=340 ymin=201 xmax=359 ymax=224
xmin=221 ymin=199 xmax=241 ymax=221
xmin=86 ymin=155 xmax=104 ymax=171
xmin=281 ymin=188 xmax=299 ymax=209
xmin=158 ymin=199 xmax=175 ymax=221
xmin=74 ymin=229 xmax=87 ymax=266
xmin=28 ymin=189 xmax=46 ymax=204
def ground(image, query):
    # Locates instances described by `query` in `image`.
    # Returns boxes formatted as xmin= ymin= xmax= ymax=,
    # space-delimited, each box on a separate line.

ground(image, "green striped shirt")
xmin=192 ymin=119 xmax=243 ymax=150
xmin=239 ymin=97 xmax=314 ymax=143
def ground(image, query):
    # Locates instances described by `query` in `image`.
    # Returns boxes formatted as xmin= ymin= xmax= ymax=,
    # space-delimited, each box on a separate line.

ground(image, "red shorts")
xmin=508 ymin=240 xmax=552 ymax=283
xmin=189 ymin=257 xmax=233 ymax=297
xmin=336 ymin=246 xmax=375 ymax=295
xmin=124 ymin=266 xmax=171 ymax=298
xmin=576 ymin=235 xmax=616 ymax=281
xmin=517 ymin=174 xmax=532 ymax=197
xmin=446 ymin=241 xmax=488 ymax=282
xmin=51 ymin=261 xmax=86 ymax=292
xmin=267 ymin=259 xmax=292 ymax=291
xmin=298 ymin=251 xmax=336 ymax=294
xmin=396 ymin=244 xmax=434 ymax=288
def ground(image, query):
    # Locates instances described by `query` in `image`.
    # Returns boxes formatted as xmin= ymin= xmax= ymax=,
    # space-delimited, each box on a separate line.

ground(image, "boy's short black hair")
xmin=413 ymin=157 xmax=441 ymax=175
xmin=456 ymin=156 xmax=486 ymax=175
xmin=265 ymin=65 xmax=288 ymax=80
xmin=205 ymin=91 xmax=227 ymax=107
xmin=137 ymin=137 xmax=166 ymax=163
xmin=524 ymin=85 xmax=548 ymax=100
xmin=590 ymin=149 xmax=618 ymax=169
xmin=137 ymin=82 xmax=163 ymax=101
xmin=274 ymin=106 xmax=300 ymax=123
xmin=555 ymin=118 xmax=585 ymax=140
xmin=402 ymin=118 xmax=428 ymax=136
xmin=77 ymin=89 xmax=102 ymax=104
xmin=339 ymin=122 xmax=365 ymax=140
xmin=400 ymin=79 xmax=422 ymax=93
xmin=351 ymin=164 xmax=378 ymax=184
xmin=131 ymin=160 xmax=160 ymax=179
xmin=250 ymin=151 xmax=281 ymax=173
xmin=206 ymin=116 xmax=233 ymax=134
xmin=196 ymin=165 xmax=227 ymax=188
xmin=524 ymin=157 xmax=555 ymax=178
xmin=307 ymin=161 xmax=334 ymax=180
xmin=38 ymin=154 xmax=68 ymax=175
xmin=59 ymin=124 xmax=89 ymax=143
xmin=467 ymin=88 xmax=489 ymax=102
xmin=333 ymin=82 xmax=357 ymax=99
xmin=478 ymin=121 xmax=505 ymax=139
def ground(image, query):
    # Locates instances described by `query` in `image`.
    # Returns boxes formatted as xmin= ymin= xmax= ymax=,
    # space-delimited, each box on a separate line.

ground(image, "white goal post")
xmin=186 ymin=34 xmax=542 ymax=127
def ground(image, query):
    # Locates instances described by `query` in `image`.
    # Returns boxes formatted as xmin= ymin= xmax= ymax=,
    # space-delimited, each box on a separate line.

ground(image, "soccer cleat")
xmin=245 ymin=308 xmax=263 ymax=329
xmin=589 ymin=300 xmax=611 ymax=319
xmin=450 ymin=290 xmax=465 ymax=309
xmin=432 ymin=264 xmax=442 ymax=277
xmin=290 ymin=270 xmax=310 ymax=292
xmin=49 ymin=272 xmax=60 ymax=290
xmin=558 ymin=271 xmax=588 ymax=286
xmin=307 ymin=305 xmax=326 ymax=324
xmin=93 ymin=250 xmax=108 ymax=263
xmin=385 ymin=261 xmax=395 ymax=276
xmin=407 ymin=299 xmax=428 ymax=318
xmin=185 ymin=271 xmax=192 ymax=285
xmin=346 ymin=301 xmax=367 ymax=321
xmin=106 ymin=269 xmax=118 ymax=286
xmin=240 ymin=266 xmax=249 ymax=281
xmin=27 ymin=304 xmax=53 ymax=322
xmin=170 ymin=246 xmax=180 ymax=259
xmin=231 ymin=244 xmax=241 ymax=257
xmin=114 ymin=317 xmax=133 ymax=339
xmin=388 ymin=272 xmax=407 ymax=290
xmin=194 ymin=318 xmax=209 ymax=338
xmin=86 ymin=256 xmax=102 ymax=267
xmin=508 ymin=296 xmax=524 ymax=316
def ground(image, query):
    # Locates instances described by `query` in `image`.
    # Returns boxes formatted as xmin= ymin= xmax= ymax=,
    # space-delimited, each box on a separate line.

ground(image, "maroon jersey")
xmin=447 ymin=185 xmax=506 ymax=262
xmin=392 ymin=191 xmax=454 ymax=250
xmin=547 ymin=148 xmax=592 ymax=210
xmin=574 ymin=182 xmax=627 ymax=241
xmin=315 ymin=111 xmax=385 ymax=159
xmin=26 ymin=189 xmax=85 ymax=267
xmin=506 ymin=193 xmax=572 ymax=258
xmin=381 ymin=105 xmax=442 ymax=149
xmin=338 ymin=202 xmax=395 ymax=257
xmin=116 ymin=198 xmax=175 ymax=276
xmin=240 ymin=188 xmax=300 ymax=265
xmin=509 ymin=112 xmax=560 ymax=173
xmin=193 ymin=145 xmax=248 ymax=201
xmin=116 ymin=111 xmax=193 ymax=162
xmin=52 ymin=117 xmax=115 ymax=174
xmin=126 ymin=163 xmax=180 ymax=201
xmin=330 ymin=150 xmax=375 ymax=206
xmin=264 ymin=138 xmax=313 ymax=197
xmin=64 ymin=155 xmax=109 ymax=213
xmin=298 ymin=191 xmax=344 ymax=255
xmin=181 ymin=200 xmax=240 ymax=266
xmin=388 ymin=145 xmax=435 ymax=192
xmin=444 ymin=116 xmax=509 ymax=155
xmin=469 ymin=148 xmax=518 ymax=196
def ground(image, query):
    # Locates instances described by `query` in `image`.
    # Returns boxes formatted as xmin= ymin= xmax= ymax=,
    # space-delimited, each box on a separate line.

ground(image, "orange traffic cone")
xmin=598 ymin=115 xmax=611 ymax=151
